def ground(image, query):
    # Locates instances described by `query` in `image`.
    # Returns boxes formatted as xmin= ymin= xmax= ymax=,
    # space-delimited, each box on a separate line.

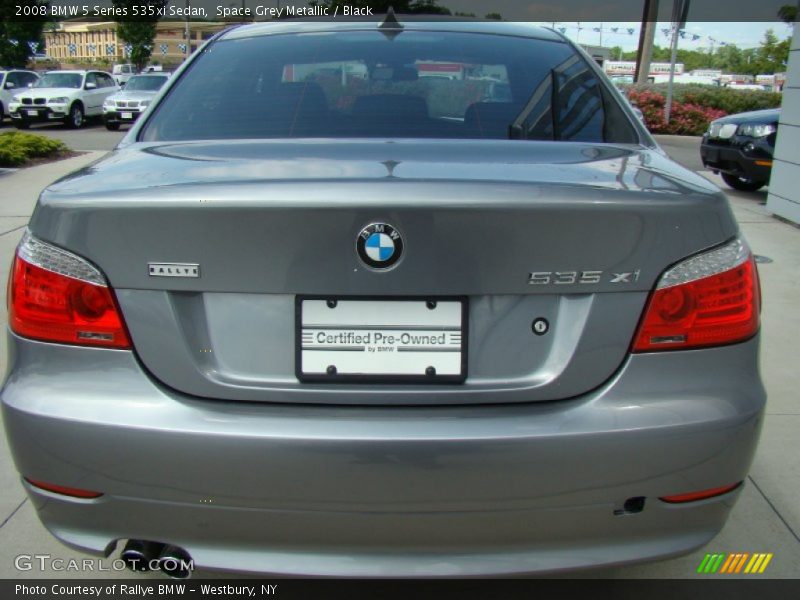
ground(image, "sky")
xmin=543 ymin=21 xmax=794 ymax=52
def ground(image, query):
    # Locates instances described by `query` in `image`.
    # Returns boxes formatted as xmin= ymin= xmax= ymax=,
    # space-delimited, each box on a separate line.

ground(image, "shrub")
xmin=623 ymin=83 xmax=781 ymax=113
xmin=627 ymin=87 xmax=728 ymax=135
xmin=0 ymin=131 xmax=68 ymax=167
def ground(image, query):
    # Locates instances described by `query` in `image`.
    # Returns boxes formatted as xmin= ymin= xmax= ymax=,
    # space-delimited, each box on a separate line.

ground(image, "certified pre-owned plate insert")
xmin=297 ymin=298 xmax=467 ymax=383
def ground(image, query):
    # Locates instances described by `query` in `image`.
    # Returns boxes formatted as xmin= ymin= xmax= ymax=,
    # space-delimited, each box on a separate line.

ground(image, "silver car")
xmin=103 ymin=73 xmax=170 ymax=131
xmin=1 ymin=19 xmax=765 ymax=578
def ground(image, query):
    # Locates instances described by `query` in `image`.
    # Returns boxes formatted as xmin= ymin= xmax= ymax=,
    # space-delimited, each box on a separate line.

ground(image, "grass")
xmin=0 ymin=131 xmax=69 ymax=168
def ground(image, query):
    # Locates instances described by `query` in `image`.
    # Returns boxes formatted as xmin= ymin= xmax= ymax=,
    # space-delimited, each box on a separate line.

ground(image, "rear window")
xmin=141 ymin=29 xmax=637 ymax=144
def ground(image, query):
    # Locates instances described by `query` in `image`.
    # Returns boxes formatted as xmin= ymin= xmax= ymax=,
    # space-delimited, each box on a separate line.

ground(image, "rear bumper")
xmin=1 ymin=333 xmax=766 ymax=576
xmin=700 ymin=139 xmax=772 ymax=182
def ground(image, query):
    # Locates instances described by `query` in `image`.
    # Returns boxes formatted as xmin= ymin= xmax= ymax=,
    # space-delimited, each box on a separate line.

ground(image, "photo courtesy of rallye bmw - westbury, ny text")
xmin=14 ymin=584 xmax=277 ymax=597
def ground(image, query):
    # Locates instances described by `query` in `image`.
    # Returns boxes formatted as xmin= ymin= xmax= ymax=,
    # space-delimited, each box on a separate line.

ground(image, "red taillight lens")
xmin=9 ymin=235 xmax=131 ymax=349
xmin=633 ymin=240 xmax=760 ymax=352
xmin=24 ymin=477 xmax=103 ymax=499
xmin=660 ymin=482 xmax=742 ymax=504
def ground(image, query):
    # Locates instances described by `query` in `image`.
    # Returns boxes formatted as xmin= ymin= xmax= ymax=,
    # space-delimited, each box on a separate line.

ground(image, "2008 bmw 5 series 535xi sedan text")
xmin=1 ymin=18 xmax=766 ymax=578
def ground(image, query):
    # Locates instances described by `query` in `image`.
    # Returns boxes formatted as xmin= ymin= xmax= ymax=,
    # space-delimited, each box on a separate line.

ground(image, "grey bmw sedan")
xmin=2 ymin=19 xmax=765 ymax=578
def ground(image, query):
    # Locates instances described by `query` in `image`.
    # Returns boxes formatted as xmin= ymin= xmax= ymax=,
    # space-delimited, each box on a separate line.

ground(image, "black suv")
xmin=700 ymin=108 xmax=779 ymax=191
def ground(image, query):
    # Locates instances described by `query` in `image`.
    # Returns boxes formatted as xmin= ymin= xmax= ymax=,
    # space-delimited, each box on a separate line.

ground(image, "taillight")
xmin=24 ymin=477 xmax=103 ymax=499
xmin=633 ymin=237 xmax=760 ymax=352
xmin=8 ymin=231 xmax=131 ymax=349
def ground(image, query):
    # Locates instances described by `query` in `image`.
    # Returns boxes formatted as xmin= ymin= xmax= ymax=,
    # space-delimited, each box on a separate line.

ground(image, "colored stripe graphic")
xmin=722 ymin=553 xmax=736 ymax=573
xmin=719 ymin=553 xmax=736 ymax=573
xmin=735 ymin=553 xmax=750 ymax=573
xmin=697 ymin=554 xmax=713 ymax=574
xmin=744 ymin=554 xmax=760 ymax=573
xmin=759 ymin=554 xmax=773 ymax=573
xmin=704 ymin=552 xmax=773 ymax=574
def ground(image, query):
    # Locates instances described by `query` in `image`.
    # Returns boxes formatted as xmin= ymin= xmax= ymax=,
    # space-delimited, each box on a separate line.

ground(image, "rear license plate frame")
xmin=296 ymin=296 xmax=468 ymax=384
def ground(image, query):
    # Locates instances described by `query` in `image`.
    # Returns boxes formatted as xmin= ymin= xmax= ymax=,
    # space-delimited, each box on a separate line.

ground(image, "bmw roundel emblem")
xmin=356 ymin=223 xmax=404 ymax=269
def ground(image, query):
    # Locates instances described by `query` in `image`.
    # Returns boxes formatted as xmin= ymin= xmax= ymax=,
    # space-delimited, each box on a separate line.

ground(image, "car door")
xmin=2 ymin=72 xmax=29 ymax=114
xmin=83 ymin=72 xmax=106 ymax=115
xmin=99 ymin=73 xmax=119 ymax=102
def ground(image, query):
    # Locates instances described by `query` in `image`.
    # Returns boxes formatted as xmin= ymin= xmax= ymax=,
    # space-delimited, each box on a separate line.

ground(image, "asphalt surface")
xmin=0 ymin=118 xmax=126 ymax=151
xmin=0 ymin=129 xmax=797 ymax=580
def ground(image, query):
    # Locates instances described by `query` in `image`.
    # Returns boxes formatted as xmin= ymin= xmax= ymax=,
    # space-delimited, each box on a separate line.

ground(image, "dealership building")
xmin=767 ymin=20 xmax=800 ymax=225
xmin=43 ymin=20 xmax=230 ymax=65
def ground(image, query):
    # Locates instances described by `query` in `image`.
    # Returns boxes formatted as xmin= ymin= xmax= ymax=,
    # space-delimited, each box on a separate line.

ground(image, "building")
xmin=44 ymin=21 xmax=233 ymax=65
xmin=602 ymin=60 xmax=685 ymax=77
xmin=766 ymin=23 xmax=800 ymax=225
xmin=580 ymin=45 xmax=612 ymax=66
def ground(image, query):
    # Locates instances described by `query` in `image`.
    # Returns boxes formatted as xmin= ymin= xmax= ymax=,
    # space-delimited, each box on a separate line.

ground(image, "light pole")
xmin=184 ymin=0 xmax=191 ymax=54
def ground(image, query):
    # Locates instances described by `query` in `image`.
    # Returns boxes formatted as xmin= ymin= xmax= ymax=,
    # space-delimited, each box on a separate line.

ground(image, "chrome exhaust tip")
xmin=121 ymin=540 xmax=165 ymax=572
xmin=157 ymin=545 xmax=193 ymax=579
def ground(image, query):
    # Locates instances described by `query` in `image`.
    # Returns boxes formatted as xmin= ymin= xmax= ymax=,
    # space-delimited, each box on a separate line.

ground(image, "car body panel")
xmin=29 ymin=140 xmax=734 ymax=405
xmin=3 ymin=333 xmax=765 ymax=575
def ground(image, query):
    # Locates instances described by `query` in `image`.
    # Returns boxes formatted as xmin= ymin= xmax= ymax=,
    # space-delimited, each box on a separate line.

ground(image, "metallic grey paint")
xmin=3 ymin=334 xmax=764 ymax=576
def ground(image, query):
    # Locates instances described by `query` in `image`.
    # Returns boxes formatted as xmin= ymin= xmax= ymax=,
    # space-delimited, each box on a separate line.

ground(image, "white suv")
xmin=112 ymin=63 xmax=136 ymax=86
xmin=0 ymin=70 xmax=39 ymax=123
xmin=8 ymin=70 xmax=119 ymax=129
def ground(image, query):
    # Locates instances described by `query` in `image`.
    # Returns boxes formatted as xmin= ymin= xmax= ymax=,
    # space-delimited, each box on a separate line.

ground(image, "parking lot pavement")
xmin=0 ymin=142 xmax=798 ymax=579
xmin=1 ymin=120 xmax=125 ymax=152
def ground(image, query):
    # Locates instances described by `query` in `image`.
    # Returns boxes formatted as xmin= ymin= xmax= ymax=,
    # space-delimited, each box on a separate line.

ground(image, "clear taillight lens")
xmin=9 ymin=231 xmax=131 ymax=349
xmin=632 ymin=237 xmax=760 ymax=352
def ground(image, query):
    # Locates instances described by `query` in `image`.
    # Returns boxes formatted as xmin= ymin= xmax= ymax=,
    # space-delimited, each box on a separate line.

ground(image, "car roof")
xmin=221 ymin=18 xmax=564 ymax=43
xmin=44 ymin=70 xmax=112 ymax=75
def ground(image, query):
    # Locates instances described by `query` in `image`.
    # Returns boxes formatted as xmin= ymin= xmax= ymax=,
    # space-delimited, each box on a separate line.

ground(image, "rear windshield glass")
xmin=141 ymin=29 xmax=637 ymax=143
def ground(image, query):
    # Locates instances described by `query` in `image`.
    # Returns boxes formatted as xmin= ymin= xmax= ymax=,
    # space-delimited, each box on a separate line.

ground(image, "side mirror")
xmin=85 ymin=82 xmax=97 ymax=90
xmin=4 ymin=82 xmax=15 ymax=90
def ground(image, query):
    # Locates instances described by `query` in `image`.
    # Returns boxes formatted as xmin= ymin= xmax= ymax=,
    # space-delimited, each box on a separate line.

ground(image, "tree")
xmin=754 ymin=29 xmax=790 ymax=73
xmin=778 ymin=4 xmax=796 ymax=24
xmin=713 ymin=44 xmax=747 ymax=73
xmin=484 ymin=13 xmax=503 ymax=20
xmin=112 ymin=0 xmax=168 ymax=71
xmin=0 ymin=1 xmax=48 ymax=68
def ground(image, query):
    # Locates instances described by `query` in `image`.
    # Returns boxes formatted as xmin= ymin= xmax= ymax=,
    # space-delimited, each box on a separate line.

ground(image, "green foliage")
xmin=618 ymin=29 xmax=791 ymax=77
xmin=778 ymin=4 xmax=797 ymax=23
xmin=624 ymin=83 xmax=783 ymax=114
xmin=0 ymin=1 xmax=48 ymax=68
xmin=0 ymin=131 xmax=67 ymax=167
xmin=112 ymin=0 xmax=168 ymax=71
